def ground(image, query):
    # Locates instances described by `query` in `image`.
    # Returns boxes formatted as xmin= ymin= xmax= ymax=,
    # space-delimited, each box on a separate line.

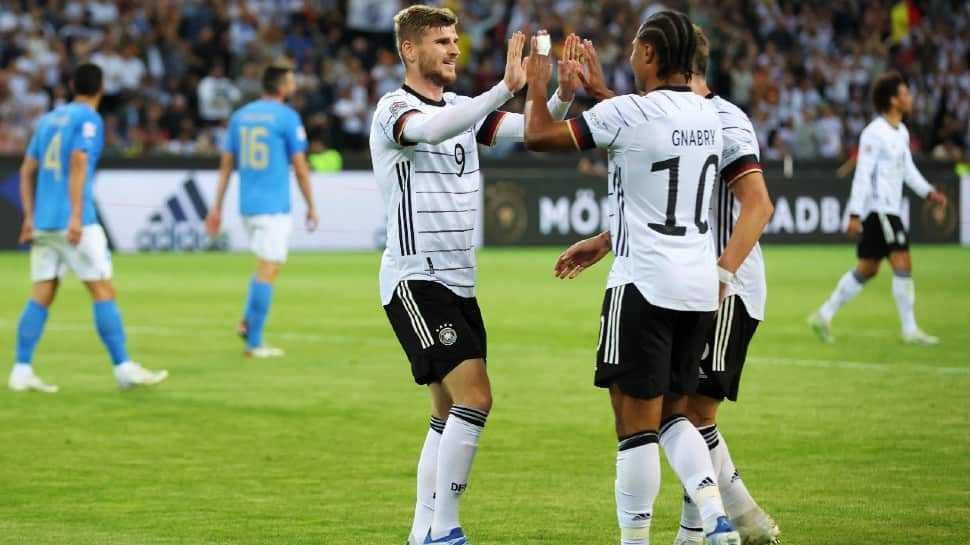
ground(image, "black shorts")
xmin=595 ymin=284 xmax=714 ymax=399
xmin=697 ymin=295 xmax=760 ymax=402
xmin=857 ymin=212 xmax=909 ymax=260
xmin=384 ymin=280 xmax=487 ymax=385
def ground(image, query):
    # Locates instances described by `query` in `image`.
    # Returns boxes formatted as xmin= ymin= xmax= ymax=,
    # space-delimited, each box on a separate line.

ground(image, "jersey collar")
xmin=653 ymin=85 xmax=692 ymax=93
xmin=402 ymin=84 xmax=446 ymax=107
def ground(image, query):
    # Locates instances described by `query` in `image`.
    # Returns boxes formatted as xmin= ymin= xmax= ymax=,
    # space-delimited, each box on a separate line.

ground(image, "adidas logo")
xmin=633 ymin=513 xmax=651 ymax=521
xmin=730 ymin=470 xmax=742 ymax=484
xmin=696 ymin=477 xmax=716 ymax=491
xmin=135 ymin=174 xmax=228 ymax=252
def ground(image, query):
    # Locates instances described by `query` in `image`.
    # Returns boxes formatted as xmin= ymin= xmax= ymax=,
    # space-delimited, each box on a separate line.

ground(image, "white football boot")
xmin=902 ymin=328 xmax=940 ymax=345
xmin=8 ymin=364 xmax=59 ymax=393
xmin=732 ymin=507 xmax=781 ymax=545
xmin=115 ymin=361 xmax=169 ymax=389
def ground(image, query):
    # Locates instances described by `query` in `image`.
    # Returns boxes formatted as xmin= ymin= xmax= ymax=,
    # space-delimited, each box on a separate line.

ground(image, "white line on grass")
xmin=2 ymin=319 xmax=966 ymax=374
xmin=748 ymin=357 xmax=970 ymax=375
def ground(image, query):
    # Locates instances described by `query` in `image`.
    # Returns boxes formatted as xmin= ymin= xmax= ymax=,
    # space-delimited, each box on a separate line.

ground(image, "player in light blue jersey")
xmin=206 ymin=62 xmax=317 ymax=358
xmin=9 ymin=63 xmax=169 ymax=392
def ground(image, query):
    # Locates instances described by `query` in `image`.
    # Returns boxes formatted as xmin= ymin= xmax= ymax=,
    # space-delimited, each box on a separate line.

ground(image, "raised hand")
xmin=557 ymin=33 xmax=583 ymax=100
xmin=504 ymin=31 xmax=527 ymax=92
xmin=525 ymin=34 xmax=553 ymax=88
xmin=578 ymin=39 xmax=614 ymax=100
xmin=554 ymin=233 xmax=611 ymax=279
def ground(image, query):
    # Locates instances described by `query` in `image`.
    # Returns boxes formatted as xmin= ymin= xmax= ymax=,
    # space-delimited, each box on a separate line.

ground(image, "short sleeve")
xmin=223 ymin=115 xmax=239 ymax=154
xmin=284 ymin=110 xmax=308 ymax=156
xmin=573 ymin=97 xmax=631 ymax=150
xmin=71 ymin=114 xmax=101 ymax=154
xmin=377 ymin=95 xmax=421 ymax=146
xmin=720 ymin=127 xmax=761 ymax=185
xmin=26 ymin=130 xmax=41 ymax=159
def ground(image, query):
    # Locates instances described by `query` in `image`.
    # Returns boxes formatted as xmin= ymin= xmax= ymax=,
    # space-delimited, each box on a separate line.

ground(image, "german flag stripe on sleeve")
xmin=568 ymin=116 xmax=596 ymax=150
xmin=722 ymin=154 xmax=762 ymax=186
xmin=393 ymin=109 xmax=422 ymax=146
xmin=475 ymin=111 xmax=508 ymax=146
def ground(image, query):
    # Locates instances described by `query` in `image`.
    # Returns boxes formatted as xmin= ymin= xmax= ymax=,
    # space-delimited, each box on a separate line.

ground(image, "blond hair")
xmin=393 ymin=5 xmax=458 ymax=61
xmin=692 ymin=24 xmax=710 ymax=77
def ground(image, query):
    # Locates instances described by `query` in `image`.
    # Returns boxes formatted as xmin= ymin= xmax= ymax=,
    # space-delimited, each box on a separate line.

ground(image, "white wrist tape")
xmin=717 ymin=266 xmax=735 ymax=284
xmin=536 ymin=34 xmax=551 ymax=55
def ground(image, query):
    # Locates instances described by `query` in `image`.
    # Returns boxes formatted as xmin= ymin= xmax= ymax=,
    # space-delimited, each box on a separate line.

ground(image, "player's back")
xmin=29 ymin=102 xmax=103 ymax=230
xmin=226 ymin=99 xmax=304 ymax=216
xmin=602 ymin=88 xmax=723 ymax=311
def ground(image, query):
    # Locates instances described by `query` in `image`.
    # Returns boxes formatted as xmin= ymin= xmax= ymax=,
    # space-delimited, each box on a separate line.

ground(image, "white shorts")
xmin=31 ymin=224 xmax=113 ymax=282
xmin=243 ymin=214 xmax=292 ymax=263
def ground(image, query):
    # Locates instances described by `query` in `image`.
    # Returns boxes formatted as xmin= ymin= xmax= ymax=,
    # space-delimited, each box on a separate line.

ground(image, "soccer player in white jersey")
xmin=524 ymin=11 xmax=740 ymax=545
xmin=369 ymin=6 xmax=579 ymax=545
xmin=810 ymin=71 xmax=948 ymax=344
xmin=206 ymin=62 xmax=318 ymax=358
xmin=554 ymin=28 xmax=781 ymax=545
xmin=10 ymin=63 xmax=168 ymax=392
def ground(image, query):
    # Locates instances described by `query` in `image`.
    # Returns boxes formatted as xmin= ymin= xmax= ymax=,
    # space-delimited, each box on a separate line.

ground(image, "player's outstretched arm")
xmin=554 ymin=231 xmax=611 ymax=279
xmin=524 ymin=36 xmax=587 ymax=151
xmin=18 ymin=156 xmax=38 ymax=244
xmin=291 ymin=152 xmax=318 ymax=232
xmin=205 ymin=151 xmax=235 ymax=237
xmin=66 ymin=150 xmax=87 ymax=246
xmin=399 ymin=32 xmax=528 ymax=146
xmin=718 ymin=172 xmax=774 ymax=302
xmin=478 ymin=33 xmax=582 ymax=146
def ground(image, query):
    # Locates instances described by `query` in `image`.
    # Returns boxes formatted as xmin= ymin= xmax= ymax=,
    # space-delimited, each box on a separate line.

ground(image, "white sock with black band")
xmin=430 ymin=406 xmax=488 ymax=539
xmin=411 ymin=416 xmax=445 ymax=541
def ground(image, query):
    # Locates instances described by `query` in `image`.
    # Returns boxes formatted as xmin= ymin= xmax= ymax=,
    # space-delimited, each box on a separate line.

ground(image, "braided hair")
xmin=635 ymin=10 xmax=697 ymax=82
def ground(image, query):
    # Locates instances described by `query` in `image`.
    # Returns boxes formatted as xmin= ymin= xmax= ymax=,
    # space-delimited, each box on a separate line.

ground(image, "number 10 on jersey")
xmin=648 ymin=154 xmax=718 ymax=236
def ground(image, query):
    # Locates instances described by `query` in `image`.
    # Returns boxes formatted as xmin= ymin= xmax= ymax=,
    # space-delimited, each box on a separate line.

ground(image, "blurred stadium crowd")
xmin=1 ymin=0 xmax=967 ymax=162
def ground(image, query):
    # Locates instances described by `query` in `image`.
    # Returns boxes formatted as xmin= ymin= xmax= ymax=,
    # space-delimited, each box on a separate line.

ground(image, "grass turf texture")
xmin=0 ymin=246 xmax=967 ymax=545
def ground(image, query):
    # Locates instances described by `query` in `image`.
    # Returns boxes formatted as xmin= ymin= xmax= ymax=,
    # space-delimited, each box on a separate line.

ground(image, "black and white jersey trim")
xmin=397 ymin=161 xmax=417 ymax=255
xmin=612 ymin=168 xmax=630 ymax=257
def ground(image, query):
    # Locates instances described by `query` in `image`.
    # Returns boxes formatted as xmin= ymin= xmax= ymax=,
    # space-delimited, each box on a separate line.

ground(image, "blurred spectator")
xmin=815 ymin=104 xmax=844 ymax=159
xmin=197 ymin=64 xmax=241 ymax=125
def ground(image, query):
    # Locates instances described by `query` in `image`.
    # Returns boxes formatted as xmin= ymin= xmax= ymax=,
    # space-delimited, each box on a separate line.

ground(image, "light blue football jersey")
xmin=26 ymin=103 xmax=104 ymax=230
xmin=223 ymin=99 xmax=307 ymax=216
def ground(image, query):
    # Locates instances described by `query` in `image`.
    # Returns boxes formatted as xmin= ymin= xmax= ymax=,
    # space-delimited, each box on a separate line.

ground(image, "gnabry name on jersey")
xmin=671 ymin=128 xmax=718 ymax=147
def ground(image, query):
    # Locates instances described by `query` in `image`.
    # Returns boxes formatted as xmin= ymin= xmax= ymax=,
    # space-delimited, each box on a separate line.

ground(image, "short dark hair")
xmin=72 ymin=63 xmax=102 ymax=96
xmin=262 ymin=62 xmax=293 ymax=94
xmin=871 ymin=70 xmax=906 ymax=113
xmin=636 ymin=10 xmax=697 ymax=81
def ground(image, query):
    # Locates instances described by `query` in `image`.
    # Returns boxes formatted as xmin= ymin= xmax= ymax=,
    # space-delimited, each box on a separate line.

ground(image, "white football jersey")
xmin=708 ymin=95 xmax=767 ymax=321
xmin=847 ymin=117 xmax=934 ymax=218
xmin=572 ymin=88 xmax=723 ymax=312
xmin=370 ymin=86 xmax=508 ymax=305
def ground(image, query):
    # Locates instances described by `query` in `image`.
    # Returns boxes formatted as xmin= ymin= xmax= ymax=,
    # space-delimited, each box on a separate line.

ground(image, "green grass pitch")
xmin=0 ymin=246 xmax=968 ymax=544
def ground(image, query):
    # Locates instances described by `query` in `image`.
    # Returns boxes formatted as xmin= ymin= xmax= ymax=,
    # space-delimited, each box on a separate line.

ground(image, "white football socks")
xmin=892 ymin=271 xmax=918 ymax=336
xmin=429 ymin=406 xmax=488 ymax=539
xmin=819 ymin=269 xmax=867 ymax=323
xmin=615 ymin=431 xmax=661 ymax=545
xmin=702 ymin=425 xmax=758 ymax=518
xmin=411 ymin=417 xmax=445 ymax=541
xmin=660 ymin=417 xmax=727 ymax=535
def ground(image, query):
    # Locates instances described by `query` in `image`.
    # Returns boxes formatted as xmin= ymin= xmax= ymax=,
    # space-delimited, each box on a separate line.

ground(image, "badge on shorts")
xmin=437 ymin=324 xmax=458 ymax=346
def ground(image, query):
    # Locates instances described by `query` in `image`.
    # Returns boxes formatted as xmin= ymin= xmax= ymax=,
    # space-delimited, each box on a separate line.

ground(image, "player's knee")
xmin=455 ymin=385 xmax=492 ymax=412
